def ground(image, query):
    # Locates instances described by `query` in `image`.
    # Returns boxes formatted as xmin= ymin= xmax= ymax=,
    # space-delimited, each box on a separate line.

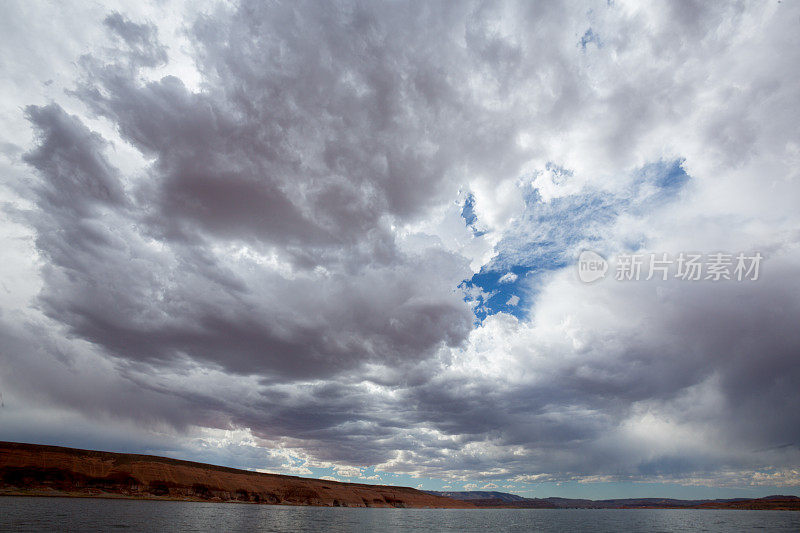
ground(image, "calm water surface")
xmin=1 ymin=496 xmax=799 ymax=532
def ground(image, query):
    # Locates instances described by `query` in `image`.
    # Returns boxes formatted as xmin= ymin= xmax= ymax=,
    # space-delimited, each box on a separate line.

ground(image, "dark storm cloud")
xmin=103 ymin=12 xmax=168 ymax=68
xmin=20 ymin=3 xmax=557 ymax=380
xmin=19 ymin=103 xmax=472 ymax=378
xmin=23 ymin=105 xmax=126 ymax=214
xmin=20 ymin=97 xmax=472 ymax=379
xmin=73 ymin=3 xmax=555 ymax=251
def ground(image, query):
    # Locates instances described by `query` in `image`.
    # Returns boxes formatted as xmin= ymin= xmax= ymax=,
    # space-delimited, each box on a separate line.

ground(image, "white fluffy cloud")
xmin=498 ymin=272 xmax=517 ymax=284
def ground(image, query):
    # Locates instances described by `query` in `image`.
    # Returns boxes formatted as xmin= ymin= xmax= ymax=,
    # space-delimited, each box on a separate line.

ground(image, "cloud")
xmin=498 ymin=272 xmax=517 ymax=284
xmin=103 ymin=12 xmax=168 ymax=68
xmin=17 ymin=100 xmax=473 ymax=380
xmin=333 ymin=465 xmax=363 ymax=479
xmin=0 ymin=0 xmax=799 ymax=494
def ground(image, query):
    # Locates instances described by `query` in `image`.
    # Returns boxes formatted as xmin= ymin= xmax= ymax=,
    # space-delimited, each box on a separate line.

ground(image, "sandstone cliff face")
xmin=0 ymin=442 xmax=473 ymax=508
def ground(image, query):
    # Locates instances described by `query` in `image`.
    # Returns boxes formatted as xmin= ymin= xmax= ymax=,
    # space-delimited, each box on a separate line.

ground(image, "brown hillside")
xmin=0 ymin=442 xmax=473 ymax=508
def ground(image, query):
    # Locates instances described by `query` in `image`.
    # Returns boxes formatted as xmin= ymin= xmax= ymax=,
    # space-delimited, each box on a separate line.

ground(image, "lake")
xmin=2 ymin=496 xmax=799 ymax=532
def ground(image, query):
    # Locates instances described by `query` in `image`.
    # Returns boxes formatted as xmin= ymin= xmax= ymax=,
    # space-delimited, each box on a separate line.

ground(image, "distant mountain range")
xmin=425 ymin=491 xmax=800 ymax=510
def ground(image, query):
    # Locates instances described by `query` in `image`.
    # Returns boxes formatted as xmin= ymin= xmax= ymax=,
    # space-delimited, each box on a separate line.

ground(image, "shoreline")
xmin=2 ymin=491 xmax=799 ymax=511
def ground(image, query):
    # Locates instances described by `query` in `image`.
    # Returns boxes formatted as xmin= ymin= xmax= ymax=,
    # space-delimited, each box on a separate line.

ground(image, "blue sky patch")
xmin=461 ymin=266 xmax=534 ymax=321
xmin=461 ymin=159 xmax=690 ymax=321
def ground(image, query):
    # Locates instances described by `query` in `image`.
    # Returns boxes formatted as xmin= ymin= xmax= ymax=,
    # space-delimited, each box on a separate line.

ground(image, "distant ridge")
xmin=425 ymin=491 xmax=528 ymax=502
xmin=425 ymin=490 xmax=800 ymax=510
xmin=0 ymin=441 xmax=472 ymax=508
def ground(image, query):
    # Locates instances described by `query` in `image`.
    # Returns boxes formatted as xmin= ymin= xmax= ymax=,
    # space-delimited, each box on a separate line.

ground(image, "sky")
xmin=0 ymin=0 xmax=799 ymax=500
